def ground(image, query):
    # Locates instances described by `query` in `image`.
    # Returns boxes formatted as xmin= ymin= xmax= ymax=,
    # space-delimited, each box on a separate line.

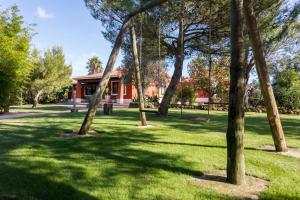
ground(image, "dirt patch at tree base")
xmin=192 ymin=170 xmax=268 ymax=200
xmin=136 ymin=125 xmax=155 ymax=128
xmin=190 ymin=117 xmax=210 ymax=122
xmin=59 ymin=130 xmax=98 ymax=138
xmin=259 ymin=145 xmax=300 ymax=158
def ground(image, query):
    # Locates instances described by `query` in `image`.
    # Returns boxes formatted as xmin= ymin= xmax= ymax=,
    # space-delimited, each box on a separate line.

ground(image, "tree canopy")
xmin=86 ymin=56 xmax=103 ymax=74
xmin=273 ymin=69 xmax=300 ymax=110
xmin=28 ymin=47 xmax=72 ymax=108
xmin=188 ymin=56 xmax=230 ymax=102
xmin=0 ymin=5 xmax=32 ymax=112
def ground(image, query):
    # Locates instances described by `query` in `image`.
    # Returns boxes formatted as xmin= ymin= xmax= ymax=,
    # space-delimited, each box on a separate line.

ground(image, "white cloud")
xmin=35 ymin=7 xmax=54 ymax=19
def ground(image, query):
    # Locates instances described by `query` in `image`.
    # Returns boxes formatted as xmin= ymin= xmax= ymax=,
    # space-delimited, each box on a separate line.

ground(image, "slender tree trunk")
xmin=78 ymin=21 xmax=130 ymax=135
xmin=130 ymin=25 xmax=147 ymax=126
xmin=226 ymin=0 xmax=246 ymax=185
xmin=32 ymin=90 xmax=42 ymax=109
xmin=78 ymin=0 xmax=168 ymax=135
xmin=244 ymin=0 xmax=287 ymax=152
xmin=158 ymin=3 xmax=185 ymax=116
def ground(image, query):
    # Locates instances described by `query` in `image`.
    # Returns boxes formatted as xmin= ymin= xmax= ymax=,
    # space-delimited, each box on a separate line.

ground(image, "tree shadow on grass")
xmin=0 ymin=162 xmax=97 ymax=200
xmin=123 ymin=109 xmax=300 ymax=139
xmin=0 ymin=120 xmax=208 ymax=199
xmin=1 ymin=110 xmax=299 ymax=199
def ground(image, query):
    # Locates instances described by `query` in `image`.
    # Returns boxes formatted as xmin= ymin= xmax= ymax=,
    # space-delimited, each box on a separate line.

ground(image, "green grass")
xmin=0 ymin=106 xmax=299 ymax=200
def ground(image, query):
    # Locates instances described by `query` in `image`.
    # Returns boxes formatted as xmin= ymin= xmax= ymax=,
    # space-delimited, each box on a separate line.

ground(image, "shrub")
xmin=175 ymin=86 xmax=196 ymax=105
xmin=273 ymin=69 xmax=300 ymax=110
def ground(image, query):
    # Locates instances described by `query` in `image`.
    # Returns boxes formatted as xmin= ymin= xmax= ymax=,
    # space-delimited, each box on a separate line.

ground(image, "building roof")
xmin=73 ymin=69 xmax=124 ymax=81
xmin=72 ymin=79 xmax=78 ymax=84
xmin=72 ymin=67 xmax=172 ymax=86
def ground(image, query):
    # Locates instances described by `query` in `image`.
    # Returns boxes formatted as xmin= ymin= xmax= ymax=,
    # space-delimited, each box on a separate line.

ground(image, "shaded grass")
xmin=0 ymin=108 xmax=299 ymax=199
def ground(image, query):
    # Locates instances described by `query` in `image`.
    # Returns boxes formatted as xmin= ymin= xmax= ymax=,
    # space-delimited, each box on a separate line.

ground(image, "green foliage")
xmin=103 ymin=86 xmax=110 ymax=95
xmin=28 ymin=46 xmax=72 ymax=103
xmin=175 ymin=85 xmax=196 ymax=105
xmin=40 ymin=86 xmax=71 ymax=104
xmin=247 ymin=80 xmax=264 ymax=107
xmin=145 ymin=95 xmax=159 ymax=104
xmin=86 ymin=56 xmax=103 ymax=74
xmin=188 ymin=56 xmax=230 ymax=102
xmin=273 ymin=69 xmax=300 ymax=110
xmin=0 ymin=5 xmax=32 ymax=111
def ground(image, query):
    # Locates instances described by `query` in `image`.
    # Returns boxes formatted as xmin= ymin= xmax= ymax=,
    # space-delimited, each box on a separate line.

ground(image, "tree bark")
xmin=244 ymin=0 xmax=287 ymax=152
xmin=78 ymin=0 xmax=168 ymax=135
xmin=226 ymin=0 xmax=246 ymax=185
xmin=32 ymin=90 xmax=42 ymax=109
xmin=158 ymin=2 xmax=185 ymax=116
xmin=130 ymin=25 xmax=147 ymax=126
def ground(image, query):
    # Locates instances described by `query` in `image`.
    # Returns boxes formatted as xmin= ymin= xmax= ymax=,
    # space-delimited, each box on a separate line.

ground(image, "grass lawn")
xmin=0 ymin=105 xmax=299 ymax=200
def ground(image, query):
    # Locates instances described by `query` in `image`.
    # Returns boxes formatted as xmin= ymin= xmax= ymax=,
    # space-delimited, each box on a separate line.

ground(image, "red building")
xmin=69 ymin=69 xmax=166 ymax=104
xmin=69 ymin=69 xmax=208 ymax=104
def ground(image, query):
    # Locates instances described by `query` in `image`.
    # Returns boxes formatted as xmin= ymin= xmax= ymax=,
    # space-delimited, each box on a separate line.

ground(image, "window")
xmin=84 ymin=85 xmax=96 ymax=96
xmin=111 ymin=81 xmax=119 ymax=95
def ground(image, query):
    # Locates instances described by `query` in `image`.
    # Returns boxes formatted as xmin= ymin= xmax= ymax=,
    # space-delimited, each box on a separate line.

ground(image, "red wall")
xmin=196 ymin=91 xmax=207 ymax=98
xmin=144 ymin=84 xmax=159 ymax=97
xmin=124 ymin=84 xmax=133 ymax=99
xmin=71 ymin=79 xmax=207 ymax=100
xmin=76 ymin=81 xmax=82 ymax=99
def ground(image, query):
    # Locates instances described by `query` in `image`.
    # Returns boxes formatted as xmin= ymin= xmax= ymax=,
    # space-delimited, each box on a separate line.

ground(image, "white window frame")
xmin=111 ymin=81 xmax=119 ymax=95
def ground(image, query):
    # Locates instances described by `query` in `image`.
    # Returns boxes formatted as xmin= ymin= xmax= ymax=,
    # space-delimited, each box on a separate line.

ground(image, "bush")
xmin=0 ymin=6 xmax=32 ymax=112
xmin=175 ymin=86 xmax=196 ymax=105
xmin=273 ymin=70 xmax=300 ymax=110
xmin=145 ymin=95 xmax=159 ymax=104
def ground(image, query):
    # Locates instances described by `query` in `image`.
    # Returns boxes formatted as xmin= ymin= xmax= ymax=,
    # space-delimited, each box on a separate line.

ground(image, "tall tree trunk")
xmin=32 ymin=90 xmax=42 ymax=109
xmin=78 ymin=0 xmax=168 ymax=135
xmin=226 ymin=0 xmax=246 ymax=185
xmin=158 ymin=3 xmax=185 ymax=116
xmin=130 ymin=25 xmax=147 ymax=126
xmin=158 ymin=55 xmax=184 ymax=116
xmin=244 ymin=0 xmax=287 ymax=152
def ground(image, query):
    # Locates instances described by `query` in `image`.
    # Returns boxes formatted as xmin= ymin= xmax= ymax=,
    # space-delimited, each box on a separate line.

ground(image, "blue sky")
xmin=1 ymin=0 xmax=123 ymax=77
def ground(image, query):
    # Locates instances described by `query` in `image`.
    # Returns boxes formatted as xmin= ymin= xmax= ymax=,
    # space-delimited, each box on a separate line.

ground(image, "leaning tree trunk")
xmin=226 ymin=0 xmax=246 ymax=185
xmin=78 ymin=0 xmax=168 ymax=135
xmin=130 ymin=25 xmax=147 ymax=126
xmin=32 ymin=90 xmax=42 ymax=109
xmin=244 ymin=0 xmax=287 ymax=152
xmin=158 ymin=54 xmax=184 ymax=116
xmin=158 ymin=6 xmax=185 ymax=116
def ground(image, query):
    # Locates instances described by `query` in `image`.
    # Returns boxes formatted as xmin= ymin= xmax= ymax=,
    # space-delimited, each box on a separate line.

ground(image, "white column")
xmin=119 ymin=79 xmax=124 ymax=104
